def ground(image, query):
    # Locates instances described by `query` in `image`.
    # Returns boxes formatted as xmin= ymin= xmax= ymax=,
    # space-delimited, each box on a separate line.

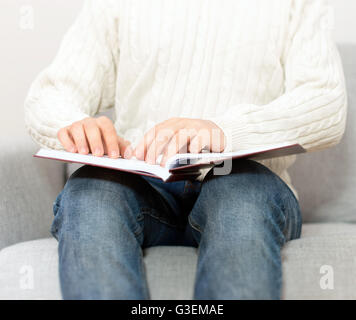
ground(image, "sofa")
xmin=1 ymin=45 xmax=355 ymax=300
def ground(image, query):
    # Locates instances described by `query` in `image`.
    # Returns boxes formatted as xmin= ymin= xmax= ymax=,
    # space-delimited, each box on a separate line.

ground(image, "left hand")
xmin=134 ymin=118 xmax=226 ymax=166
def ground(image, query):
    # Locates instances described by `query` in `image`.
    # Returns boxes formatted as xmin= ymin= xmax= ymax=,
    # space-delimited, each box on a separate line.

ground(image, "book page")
xmin=35 ymin=149 xmax=172 ymax=181
xmin=35 ymin=142 xmax=304 ymax=181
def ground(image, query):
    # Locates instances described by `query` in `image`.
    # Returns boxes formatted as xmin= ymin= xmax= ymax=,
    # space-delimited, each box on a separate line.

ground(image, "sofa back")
xmin=289 ymin=44 xmax=356 ymax=223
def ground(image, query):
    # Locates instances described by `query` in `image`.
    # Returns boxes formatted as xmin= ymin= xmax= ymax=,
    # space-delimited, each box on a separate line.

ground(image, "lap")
xmin=53 ymin=161 xmax=301 ymax=246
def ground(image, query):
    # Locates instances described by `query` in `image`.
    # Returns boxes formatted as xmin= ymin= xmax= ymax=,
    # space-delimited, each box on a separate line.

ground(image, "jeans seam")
xmin=268 ymin=170 xmax=302 ymax=241
xmin=133 ymin=226 xmax=144 ymax=238
xmin=138 ymin=248 xmax=150 ymax=300
xmin=50 ymin=205 xmax=63 ymax=240
xmin=141 ymin=207 xmax=184 ymax=230
xmin=188 ymin=215 xmax=202 ymax=234
xmin=132 ymin=210 xmax=146 ymax=239
xmin=280 ymin=191 xmax=302 ymax=241
xmin=294 ymin=210 xmax=303 ymax=239
xmin=53 ymin=191 xmax=63 ymax=215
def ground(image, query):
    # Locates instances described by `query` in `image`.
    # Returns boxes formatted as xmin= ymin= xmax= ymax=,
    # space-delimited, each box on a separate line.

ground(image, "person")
xmin=24 ymin=0 xmax=347 ymax=300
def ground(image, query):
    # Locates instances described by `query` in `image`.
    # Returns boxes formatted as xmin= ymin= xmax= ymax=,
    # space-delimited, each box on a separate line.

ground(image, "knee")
xmin=192 ymin=201 xmax=286 ymax=256
xmin=66 ymin=165 xmax=138 ymax=191
xmin=59 ymin=166 xmax=125 ymax=219
xmin=203 ymin=202 xmax=285 ymax=244
xmin=199 ymin=161 xmax=283 ymax=211
xmin=52 ymin=166 xmax=143 ymax=241
xmin=191 ymin=161 xmax=288 ymax=240
xmin=63 ymin=165 xmax=144 ymax=204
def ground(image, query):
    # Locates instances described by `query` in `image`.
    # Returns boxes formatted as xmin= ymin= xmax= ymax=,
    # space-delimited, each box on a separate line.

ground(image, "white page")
xmin=35 ymin=149 xmax=172 ymax=181
xmin=35 ymin=141 xmax=298 ymax=181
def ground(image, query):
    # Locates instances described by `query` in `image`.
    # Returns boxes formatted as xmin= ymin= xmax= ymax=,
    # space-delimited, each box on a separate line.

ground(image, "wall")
xmin=0 ymin=0 xmax=84 ymax=137
xmin=330 ymin=0 xmax=356 ymax=44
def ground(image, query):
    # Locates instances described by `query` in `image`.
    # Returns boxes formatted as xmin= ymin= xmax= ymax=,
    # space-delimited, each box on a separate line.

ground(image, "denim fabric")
xmin=51 ymin=160 xmax=301 ymax=300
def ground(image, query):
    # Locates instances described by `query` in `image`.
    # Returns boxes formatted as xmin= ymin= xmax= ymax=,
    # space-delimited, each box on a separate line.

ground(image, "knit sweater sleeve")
xmin=24 ymin=0 xmax=119 ymax=149
xmin=209 ymin=0 xmax=347 ymax=153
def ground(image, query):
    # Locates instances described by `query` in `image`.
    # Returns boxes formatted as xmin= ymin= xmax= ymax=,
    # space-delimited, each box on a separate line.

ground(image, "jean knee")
xmin=51 ymin=167 xmax=144 ymax=242
xmin=190 ymin=162 xmax=297 ymax=243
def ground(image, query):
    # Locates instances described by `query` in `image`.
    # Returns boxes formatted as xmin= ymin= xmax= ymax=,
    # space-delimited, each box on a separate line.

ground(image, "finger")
xmin=57 ymin=127 xmax=77 ymax=153
xmin=145 ymin=128 xmax=176 ymax=164
xmin=135 ymin=118 xmax=179 ymax=160
xmin=189 ymin=129 xmax=211 ymax=154
xmin=160 ymin=130 xmax=193 ymax=167
xmin=118 ymin=138 xmax=133 ymax=159
xmin=69 ymin=122 xmax=89 ymax=154
xmin=83 ymin=119 xmax=104 ymax=157
xmin=160 ymin=134 xmax=180 ymax=167
xmin=210 ymin=126 xmax=226 ymax=153
xmin=97 ymin=117 xmax=120 ymax=158
xmin=134 ymin=126 xmax=158 ymax=161
xmin=145 ymin=119 xmax=187 ymax=164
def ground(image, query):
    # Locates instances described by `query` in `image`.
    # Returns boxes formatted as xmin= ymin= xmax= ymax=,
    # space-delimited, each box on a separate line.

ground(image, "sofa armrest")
xmin=0 ymin=136 xmax=66 ymax=250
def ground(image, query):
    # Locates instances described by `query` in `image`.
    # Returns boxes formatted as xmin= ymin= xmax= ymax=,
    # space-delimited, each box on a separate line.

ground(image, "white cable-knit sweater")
xmin=25 ymin=0 xmax=347 ymax=195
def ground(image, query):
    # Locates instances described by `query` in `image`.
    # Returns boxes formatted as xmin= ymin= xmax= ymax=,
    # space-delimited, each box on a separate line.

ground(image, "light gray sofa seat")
xmin=1 ymin=45 xmax=356 ymax=300
xmin=1 ymin=223 xmax=356 ymax=300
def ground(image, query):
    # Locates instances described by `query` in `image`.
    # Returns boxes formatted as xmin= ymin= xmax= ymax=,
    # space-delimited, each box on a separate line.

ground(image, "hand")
xmin=134 ymin=118 xmax=226 ymax=166
xmin=57 ymin=116 xmax=133 ymax=159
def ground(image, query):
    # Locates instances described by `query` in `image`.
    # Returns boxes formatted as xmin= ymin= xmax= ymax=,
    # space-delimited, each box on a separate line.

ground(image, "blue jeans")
xmin=51 ymin=160 xmax=302 ymax=300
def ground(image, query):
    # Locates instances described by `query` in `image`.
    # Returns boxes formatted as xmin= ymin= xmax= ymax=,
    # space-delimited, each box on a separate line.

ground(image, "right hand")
xmin=57 ymin=116 xmax=133 ymax=159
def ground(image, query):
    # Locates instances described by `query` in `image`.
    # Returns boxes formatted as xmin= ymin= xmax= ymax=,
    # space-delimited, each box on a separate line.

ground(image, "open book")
xmin=34 ymin=142 xmax=305 ymax=182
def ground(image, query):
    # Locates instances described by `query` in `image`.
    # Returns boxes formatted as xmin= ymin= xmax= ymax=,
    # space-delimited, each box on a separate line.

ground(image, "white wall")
xmin=330 ymin=0 xmax=356 ymax=44
xmin=0 ymin=0 xmax=354 ymax=138
xmin=0 ymin=0 xmax=84 ymax=137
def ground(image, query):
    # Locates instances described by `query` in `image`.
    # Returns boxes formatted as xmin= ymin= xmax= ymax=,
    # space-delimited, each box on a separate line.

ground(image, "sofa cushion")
xmin=1 ymin=223 xmax=355 ymax=300
xmin=281 ymin=223 xmax=356 ymax=299
xmin=0 ymin=238 xmax=61 ymax=300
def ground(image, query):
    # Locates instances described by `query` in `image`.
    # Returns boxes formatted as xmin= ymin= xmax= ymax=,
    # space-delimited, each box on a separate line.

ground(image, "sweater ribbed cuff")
xmin=208 ymin=115 xmax=252 ymax=153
